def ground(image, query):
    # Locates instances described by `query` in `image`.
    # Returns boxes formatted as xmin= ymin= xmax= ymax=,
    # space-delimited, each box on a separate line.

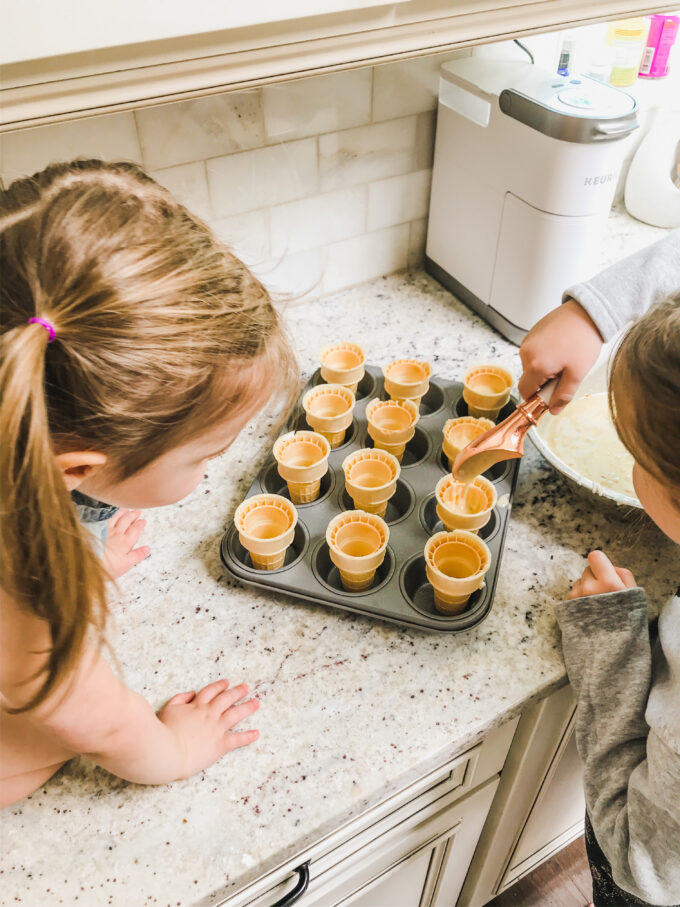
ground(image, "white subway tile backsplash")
xmin=207 ymin=138 xmax=318 ymax=218
xmin=0 ymin=112 xmax=142 ymax=184
xmin=368 ymin=169 xmax=432 ymax=232
xmin=2 ymin=52 xmax=446 ymax=298
xmin=263 ymin=70 xmax=371 ymax=142
xmin=136 ymin=91 xmax=264 ymax=171
xmin=319 ymin=116 xmax=417 ymax=191
xmin=372 ymin=51 xmax=469 ymax=122
xmin=211 ymin=210 xmax=271 ymax=266
xmin=270 ymin=186 xmax=367 ymax=257
xmin=150 ymin=161 xmax=212 ymax=221
xmin=324 ymin=223 xmax=409 ymax=294
xmin=255 ymin=248 xmax=324 ymax=301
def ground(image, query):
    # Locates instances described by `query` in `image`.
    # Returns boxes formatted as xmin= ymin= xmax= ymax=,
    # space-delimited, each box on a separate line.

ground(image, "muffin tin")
xmin=220 ymin=365 xmax=519 ymax=633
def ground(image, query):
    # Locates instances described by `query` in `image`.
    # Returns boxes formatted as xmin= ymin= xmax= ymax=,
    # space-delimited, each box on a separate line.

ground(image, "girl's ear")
xmin=55 ymin=451 xmax=108 ymax=491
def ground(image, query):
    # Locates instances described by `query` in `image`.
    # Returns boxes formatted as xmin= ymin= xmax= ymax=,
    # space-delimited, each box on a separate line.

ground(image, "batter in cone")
xmin=442 ymin=416 xmax=494 ymax=469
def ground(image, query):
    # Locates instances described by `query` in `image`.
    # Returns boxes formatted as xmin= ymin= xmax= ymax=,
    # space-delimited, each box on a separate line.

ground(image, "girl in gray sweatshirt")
xmin=518 ymin=230 xmax=680 ymax=907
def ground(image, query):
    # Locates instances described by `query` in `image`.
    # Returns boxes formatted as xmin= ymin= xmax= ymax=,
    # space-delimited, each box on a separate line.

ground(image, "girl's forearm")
xmin=83 ymin=687 xmax=186 ymax=785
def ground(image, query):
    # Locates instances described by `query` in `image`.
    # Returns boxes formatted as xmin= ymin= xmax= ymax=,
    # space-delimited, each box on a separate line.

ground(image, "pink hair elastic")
xmin=28 ymin=316 xmax=56 ymax=343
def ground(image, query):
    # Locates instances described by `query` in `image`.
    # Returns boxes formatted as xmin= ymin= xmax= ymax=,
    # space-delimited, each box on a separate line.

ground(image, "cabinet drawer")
xmin=219 ymin=717 xmax=517 ymax=907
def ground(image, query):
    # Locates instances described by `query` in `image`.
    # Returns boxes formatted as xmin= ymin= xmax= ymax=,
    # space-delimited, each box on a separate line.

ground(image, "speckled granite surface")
xmin=2 ymin=209 xmax=677 ymax=907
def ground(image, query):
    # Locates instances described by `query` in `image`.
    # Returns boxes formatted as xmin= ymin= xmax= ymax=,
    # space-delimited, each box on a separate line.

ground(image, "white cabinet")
xmin=458 ymin=684 xmax=584 ymax=907
xmin=220 ymin=717 xmax=518 ymax=907
xmin=2 ymin=0 xmax=676 ymax=129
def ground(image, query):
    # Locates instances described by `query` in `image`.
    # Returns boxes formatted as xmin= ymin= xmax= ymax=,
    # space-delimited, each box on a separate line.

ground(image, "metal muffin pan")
xmin=220 ymin=365 xmax=519 ymax=633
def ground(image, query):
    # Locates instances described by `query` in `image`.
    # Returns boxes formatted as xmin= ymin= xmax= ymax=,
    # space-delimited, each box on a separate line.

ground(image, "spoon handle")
xmin=536 ymin=377 xmax=560 ymax=406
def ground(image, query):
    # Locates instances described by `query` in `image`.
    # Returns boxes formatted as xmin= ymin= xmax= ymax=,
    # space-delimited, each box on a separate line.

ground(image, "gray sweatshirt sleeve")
xmin=563 ymin=230 xmax=680 ymax=341
xmin=556 ymin=588 xmax=680 ymax=905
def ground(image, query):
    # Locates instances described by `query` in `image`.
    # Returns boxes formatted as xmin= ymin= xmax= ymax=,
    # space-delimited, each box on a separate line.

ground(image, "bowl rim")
xmin=528 ymin=421 xmax=641 ymax=510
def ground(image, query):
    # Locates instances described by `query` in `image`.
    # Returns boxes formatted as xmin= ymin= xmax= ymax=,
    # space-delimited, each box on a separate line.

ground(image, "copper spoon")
xmin=452 ymin=378 xmax=558 ymax=482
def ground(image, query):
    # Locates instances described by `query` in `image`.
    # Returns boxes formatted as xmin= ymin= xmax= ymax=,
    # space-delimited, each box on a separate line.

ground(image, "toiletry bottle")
xmin=557 ymin=38 xmax=576 ymax=76
xmin=639 ymin=14 xmax=679 ymax=78
xmin=608 ymin=18 xmax=649 ymax=87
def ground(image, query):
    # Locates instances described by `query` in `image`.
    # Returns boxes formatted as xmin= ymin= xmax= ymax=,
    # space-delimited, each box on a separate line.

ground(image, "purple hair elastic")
xmin=28 ymin=316 xmax=56 ymax=343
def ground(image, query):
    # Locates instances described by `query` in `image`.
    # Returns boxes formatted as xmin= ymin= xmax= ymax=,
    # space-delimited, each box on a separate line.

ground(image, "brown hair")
xmin=609 ymin=292 xmax=680 ymax=495
xmin=1 ymin=159 xmax=298 ymax=711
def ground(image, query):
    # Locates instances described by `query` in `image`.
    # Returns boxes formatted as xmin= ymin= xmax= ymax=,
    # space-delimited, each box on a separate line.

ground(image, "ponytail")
xmin=1 ymin=158 xmax=298 ymax=714
xmin=0 ymin=320 xmax=107 ymax=712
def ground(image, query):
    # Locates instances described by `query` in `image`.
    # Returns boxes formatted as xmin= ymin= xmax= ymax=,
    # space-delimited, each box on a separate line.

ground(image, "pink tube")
xmin=639 ymin=14 xmax=679 ymax=79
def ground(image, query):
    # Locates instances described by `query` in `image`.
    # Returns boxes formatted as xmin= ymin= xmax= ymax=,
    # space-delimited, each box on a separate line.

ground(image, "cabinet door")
xmin=298 ymin=778 xmax=499 ymax=907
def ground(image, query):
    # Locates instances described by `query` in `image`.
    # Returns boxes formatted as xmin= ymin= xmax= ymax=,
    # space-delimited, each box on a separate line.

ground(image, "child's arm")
xmin=519 ymin=230 xmax=680 ymax=411
xmin=557 ymin=553 xmax=680 ymax=904
xmin=1 ymin=592 xmax=259 ymax=784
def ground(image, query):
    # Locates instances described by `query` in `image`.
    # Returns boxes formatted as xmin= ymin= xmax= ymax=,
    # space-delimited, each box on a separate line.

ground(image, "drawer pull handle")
xmin=271 ymin=862 xmax=310 ymax=906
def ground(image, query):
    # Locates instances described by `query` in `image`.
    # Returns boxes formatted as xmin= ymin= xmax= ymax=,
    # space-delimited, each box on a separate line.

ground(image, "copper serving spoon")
xmin=452 ymin=378 xmax=558 ymax=482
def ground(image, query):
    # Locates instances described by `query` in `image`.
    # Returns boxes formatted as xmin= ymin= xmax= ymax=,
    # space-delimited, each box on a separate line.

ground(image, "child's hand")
xmin=158 ymin=679 xmax=259 ymax=780
xmin=103 ymin=509 xmax=150 ymax=579
xmin=566 ymin=550 xmax=637 ymax=600
xmin=518 ymin=299 xmax=604 ymax=414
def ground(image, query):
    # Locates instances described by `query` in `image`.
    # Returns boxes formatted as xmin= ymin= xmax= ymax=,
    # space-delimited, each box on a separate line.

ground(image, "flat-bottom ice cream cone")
xmin=425 ymin=530 xmax=491 ymax=614
xmin=463 ymin=365 xmax=513 ymax=422
xmin=442 ymin=417 xmax=495 ymax=469
xmin=234 ymin=493 xmax=298 ymax=572
xmin=326 ymin=510 xmax=389 ymax=592
xmin=382 ymin=359 xmax=432 ymax=411
xmin=366 ymin=398 xmax=419 ymax=464
xmin=343 ymin=448 xmax=400 ymax=518
xmin=435 ymin=474 xmax=497 ymax=533
xmin=320 ymin=343 xmax=365 ymax=395
xmin=250 ymin=550 xmax=287 ymax=570
xmin=273 ymin=430 xmax=330 ymax=504
xmin=303 ymin=383 xmax=355 ymax=449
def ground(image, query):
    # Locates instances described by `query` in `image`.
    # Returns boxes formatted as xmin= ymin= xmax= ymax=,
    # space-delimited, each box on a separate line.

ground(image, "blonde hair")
xmin=1 ymin=159 xmax=298 ymax=711
xmin=609 ymin=292 xmax=680 ymax=495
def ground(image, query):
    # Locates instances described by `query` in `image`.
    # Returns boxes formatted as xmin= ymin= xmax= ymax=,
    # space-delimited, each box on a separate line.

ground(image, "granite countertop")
xmin=2 ymin=208 xmax=677 ymax=907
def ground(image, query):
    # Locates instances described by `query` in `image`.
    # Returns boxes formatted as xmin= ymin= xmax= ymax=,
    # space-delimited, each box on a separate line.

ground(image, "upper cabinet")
xmin=2 ymin=0 xmax=676 ymax=130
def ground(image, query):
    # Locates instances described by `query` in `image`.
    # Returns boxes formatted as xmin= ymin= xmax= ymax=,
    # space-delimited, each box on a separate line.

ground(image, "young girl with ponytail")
xmin=0 ymin=159 xmax=298 ymax=807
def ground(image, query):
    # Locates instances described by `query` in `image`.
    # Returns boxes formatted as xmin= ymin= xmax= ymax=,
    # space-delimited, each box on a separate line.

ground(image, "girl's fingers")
xmin=126 ymin=518 xmax=146 ymax=541
xmin=167 ymin=690 xmax=195 ymax=706
xmin=615 ymin=567 xmax=637 ymax=588
xmin=195 ymin=678 xmax=230 ymax=704
xmin=222 ymin=698 xmax=260 ymax=730
xmin=210 ymin=684 xmax=249 ymax=714
xmin=108 ymin=508 xmax=127 ymax=529
xmin=223 ymin=729 xmax=259 ymax=753
xmin=587 ymin=550 xmax=622 ymax=586
xmin=517 ymin=365 xmax=547 ymax=402
xmin=129 ymin=545 xmax=151 ymax=566
xmin=550 ymin=369 xmax=580 ymax=414
xmin=114 ymin=509 xmax=142 ymax=535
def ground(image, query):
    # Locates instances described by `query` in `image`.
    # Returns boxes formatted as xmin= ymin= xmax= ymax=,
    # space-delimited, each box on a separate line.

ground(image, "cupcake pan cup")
xmin=221 ymin=365 xmax=519 ymax=633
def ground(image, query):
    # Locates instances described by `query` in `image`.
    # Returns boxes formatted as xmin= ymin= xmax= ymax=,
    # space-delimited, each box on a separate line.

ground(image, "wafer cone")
xmin=435 ymin=474 xmax=496 ymax=533
xmin=320 ymin=343 xmax=365 ymax=394
xmin=342 ymin=448 xmax=400 ymax=518
xmin=463 ymin=365 xmax=513 ymax=420
xmin=302 ymin=384 xmax=355 ymax=449
xmin=365 ymin=398 xmax=419 ymax=463
xmin=442 ymin=417 xmax=495 ymax=469
xmin=234 ymin=494 xmax=298 ymax=571
xmin=273 ymin=431 xmax=330 ymax=504
xmin=382 ymin=359 xmax=432 ymax=408
xmin=326 ymin=510 xmax=389 ymax=592
xmin=425 ymin=530 xmax=491 ymax=614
